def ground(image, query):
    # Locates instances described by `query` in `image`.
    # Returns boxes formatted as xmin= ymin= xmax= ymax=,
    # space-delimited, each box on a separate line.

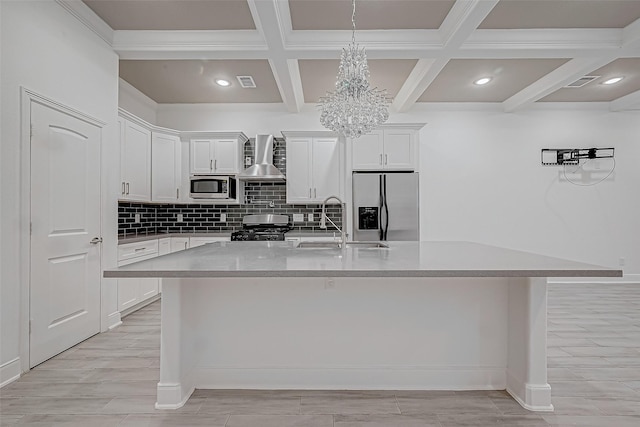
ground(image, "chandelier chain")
xmin=351 ymin=0 xmax=356 ymax=44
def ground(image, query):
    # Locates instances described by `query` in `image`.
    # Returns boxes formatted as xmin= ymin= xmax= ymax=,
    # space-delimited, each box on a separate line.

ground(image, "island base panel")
xmin=157 ymin=276 xmax=551 ymax=411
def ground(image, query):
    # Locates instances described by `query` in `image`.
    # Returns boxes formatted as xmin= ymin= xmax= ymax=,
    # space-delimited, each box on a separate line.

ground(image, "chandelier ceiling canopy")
xmin=318 ymin=0 xmax=390 ymax=139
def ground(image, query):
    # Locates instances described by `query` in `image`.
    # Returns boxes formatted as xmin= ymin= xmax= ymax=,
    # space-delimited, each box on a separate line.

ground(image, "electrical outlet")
xmin=308 ymin=213 xmax=314 ymax=222
xmin=220 ymin=213 xmax=226 ymax=223
xmin=293 ymin=213 xmax=304 ymax=223
xmin=134 ymin=213 xmax=140 ymax=223
xmin=245 ymin=156 xmax=252 ymax=166
xmin=177 ymin=213 xmax=183 ymax=222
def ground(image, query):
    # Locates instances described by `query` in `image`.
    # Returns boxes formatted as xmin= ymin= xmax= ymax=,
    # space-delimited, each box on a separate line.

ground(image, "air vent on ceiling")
xmin=236 ymin=75 xmax=256 ymax=88
xmin=565 ymin=76 xmax=600 ymax=88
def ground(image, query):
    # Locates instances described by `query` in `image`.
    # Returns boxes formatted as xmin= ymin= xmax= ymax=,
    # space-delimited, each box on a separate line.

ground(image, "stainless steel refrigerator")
xmin=352 ymin=172 xmax=419 ymax=241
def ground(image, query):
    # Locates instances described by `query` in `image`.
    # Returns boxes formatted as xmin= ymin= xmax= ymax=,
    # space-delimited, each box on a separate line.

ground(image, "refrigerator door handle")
xmin=383 ymin=175 xmax=390 ymax=240
xmin=379 ymin=174 xmax=384 ymax=240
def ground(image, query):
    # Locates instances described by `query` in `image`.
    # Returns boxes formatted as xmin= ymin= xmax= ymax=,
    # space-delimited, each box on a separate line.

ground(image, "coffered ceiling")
xmin=65 ymin=0 xmax=640 ymax=111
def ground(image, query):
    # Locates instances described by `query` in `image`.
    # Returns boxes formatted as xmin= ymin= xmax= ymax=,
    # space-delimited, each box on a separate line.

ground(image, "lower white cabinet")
xmin=171 ymin=237 xmax=190 ymax=252
xmin=117 ymin=240 xmax=160 ymax=314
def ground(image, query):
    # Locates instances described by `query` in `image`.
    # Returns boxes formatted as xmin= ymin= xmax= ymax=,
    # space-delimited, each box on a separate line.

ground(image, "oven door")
xmin=189 ymin=176 xmax=229 ymax=199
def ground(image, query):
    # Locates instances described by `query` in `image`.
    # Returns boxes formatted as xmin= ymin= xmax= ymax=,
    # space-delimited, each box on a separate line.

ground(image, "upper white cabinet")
xmin=152 ymin=130 xmax=181 ymax=202
xmin=119 ymin=114 xmax=152 ymax=201
xmin=352 ymin=127 xmax=416 ymax=171
xmin=186 ymin=132 xmax=247 ymax=175
xmin=282 ymin=132 xmax=342 ymax=203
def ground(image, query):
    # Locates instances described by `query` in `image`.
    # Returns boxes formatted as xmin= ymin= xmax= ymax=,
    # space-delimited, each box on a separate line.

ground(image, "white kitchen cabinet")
xmin=117 ymin=239 xmax=159 ymax=314
xmin=120 ymin=114 xmax=152 ymax=201
xmin=282 ymin=132 xmax=341 ymax=204
xmin=187 ymin=132 xmax=247 ymax=175
xmin=189 ymin=236 xmax=229 ymax=248
xmin=352 ymin=127 xmax=415 ymax=171
xmin=158 ymin=237 xmax=171 ymax=255
xmin=152 ymin=130 xmax=181 ymax=202
xmin=171 ymin=237 xmax=190 ymax=252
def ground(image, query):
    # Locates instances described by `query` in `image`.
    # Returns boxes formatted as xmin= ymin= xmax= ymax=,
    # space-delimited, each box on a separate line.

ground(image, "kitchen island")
xmin=104 ymin=241 xmax=622 ymax=412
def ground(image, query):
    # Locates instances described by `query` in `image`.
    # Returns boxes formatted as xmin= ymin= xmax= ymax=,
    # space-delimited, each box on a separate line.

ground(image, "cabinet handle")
xmin=210 ymin=159 xmax=213 ymax=170
xmin=126 ymin=182 xmax=130 ymax=195
xmin=121 ymin=182 xmax=125 ymax=195
xmin=214 ymin=159 xmax=217 ymax=170
xmin=385 ymin=154 xmax=388 ymax=165
xmin=184 ymin=242 xmax=188 ymax=249
xmin=309 ymin=188 xmax=311 ymax=198
xmin=135 ymin=247 xmax=146 ymax=252
xmin=379 ymin=154 xmax=383 ymax=165
xmin=176 ymin=188 xmax=179 ymax=199
xmin=90 ymin=237 xmax=102 ymax=244
xmin=314 ymin=188 xmax=317 ymax=198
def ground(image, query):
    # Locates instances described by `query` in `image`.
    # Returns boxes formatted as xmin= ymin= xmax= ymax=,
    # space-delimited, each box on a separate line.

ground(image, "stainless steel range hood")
xmin=237 ymin=134 xmax=285 ymax=181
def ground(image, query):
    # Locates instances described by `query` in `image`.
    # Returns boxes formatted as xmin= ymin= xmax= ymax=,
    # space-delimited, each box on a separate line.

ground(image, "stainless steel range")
xmin=230 ymin=214 xmax=292 ymax=241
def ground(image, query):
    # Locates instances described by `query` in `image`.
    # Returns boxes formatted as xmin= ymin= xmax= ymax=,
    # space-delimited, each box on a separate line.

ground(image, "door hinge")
xmin=30 ymin=124 xmax=33 ymax=138
xmin=29 ymin=320 xmax=32 ymax=334
xmin=30 ymin=222 xmax=33 ymax=235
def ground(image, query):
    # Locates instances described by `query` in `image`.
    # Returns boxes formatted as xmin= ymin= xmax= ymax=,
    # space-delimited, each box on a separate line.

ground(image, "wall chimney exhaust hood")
xmin=237 ymin=134 xmax=285 ymax=182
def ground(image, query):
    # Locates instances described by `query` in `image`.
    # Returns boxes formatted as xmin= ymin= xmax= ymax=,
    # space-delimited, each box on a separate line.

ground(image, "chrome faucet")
xmin=320 ymin=195 xmax=346 ymax=247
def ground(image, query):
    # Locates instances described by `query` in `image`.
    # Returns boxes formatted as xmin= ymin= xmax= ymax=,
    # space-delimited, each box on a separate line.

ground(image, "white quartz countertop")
xmin=103 ymin=241 xmax=622 ymax=279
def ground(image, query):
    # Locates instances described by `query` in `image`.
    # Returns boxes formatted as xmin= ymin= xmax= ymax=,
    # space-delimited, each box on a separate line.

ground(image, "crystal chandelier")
xmin=318 ymin=0 xmax=390 ymax=139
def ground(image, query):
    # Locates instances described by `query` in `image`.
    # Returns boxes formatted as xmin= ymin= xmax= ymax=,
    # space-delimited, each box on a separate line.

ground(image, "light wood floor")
xmin=1 ymin=283 xmax=639 ymax=426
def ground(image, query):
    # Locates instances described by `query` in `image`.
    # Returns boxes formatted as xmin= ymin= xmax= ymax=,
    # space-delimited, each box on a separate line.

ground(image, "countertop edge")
xmin=104 ymin=269 xmax=623 ymax=279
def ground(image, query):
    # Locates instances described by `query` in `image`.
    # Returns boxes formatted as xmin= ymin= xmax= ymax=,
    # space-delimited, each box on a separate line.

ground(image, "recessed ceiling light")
xmin=215 ymin=79 xmax=231 ymax=87
xmin=474 ymin=77 xmax=492 ymax=86
xmin=602 ymin=77 xmax=623 ymax=85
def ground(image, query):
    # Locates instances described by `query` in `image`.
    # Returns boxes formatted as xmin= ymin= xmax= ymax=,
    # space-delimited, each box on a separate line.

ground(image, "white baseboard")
xmin=120 ymin=294 xmax=161 ymax=319
xmin=191 ymin=366 xmax=506 ymax=391
xmin=506 ymin=371 xmax=553 ymax=412
xmin=0 ymin=357 xmax=21 ymax=388
xmin=156 ymin=382 xmax=195 ymax=410
xmin=107 ymin=311 xmax=122 ymax=330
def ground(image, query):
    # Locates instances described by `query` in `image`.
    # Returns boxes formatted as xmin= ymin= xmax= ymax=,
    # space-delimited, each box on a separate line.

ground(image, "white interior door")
xmin=30 ymin=101 xmax=102 ymax=367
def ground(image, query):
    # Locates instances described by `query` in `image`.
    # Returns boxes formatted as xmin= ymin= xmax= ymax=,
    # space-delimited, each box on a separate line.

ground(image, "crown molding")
xmin=119 ymin=78 xmax=158 ymax=111
xmin=56 ymin=0 xmax=114 ymax=45
xmin=180 ymin=131 xmax=249 ymax=143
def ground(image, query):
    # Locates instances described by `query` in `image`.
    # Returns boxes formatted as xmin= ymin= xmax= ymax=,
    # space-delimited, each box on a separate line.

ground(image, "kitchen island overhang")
xmin=104 ymin=241 xmax=622 ymax=412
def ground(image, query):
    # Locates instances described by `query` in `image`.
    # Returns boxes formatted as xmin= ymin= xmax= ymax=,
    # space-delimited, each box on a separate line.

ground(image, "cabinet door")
xmin=285 ymin=137 xmax=312 ymax=203
xmin=121 ymin=120 xmax=151 ymax=201
xmin=152 ymin=132 xmax=181 ymax=202
xmin=311 ymin=137 xmax=340 ymax=202
xmin=383 ymin=129 xmax=414 ymax=170
xmin=212 ymin=139 xmax=239 ymax=174
xmin=139 ymin=278 xmax=159 ymax=300
xmin=117 ymin=279 xmax=140 ymax=312
xmin=190 ymin=139 xmax=213 ymax=174
xmin=158 ymin=238 xmax=171 ymax=255
xmin=351 ymin=130 xmax=384 ymax=170
xmin=170 ymin=237 xmax=190 ymax=252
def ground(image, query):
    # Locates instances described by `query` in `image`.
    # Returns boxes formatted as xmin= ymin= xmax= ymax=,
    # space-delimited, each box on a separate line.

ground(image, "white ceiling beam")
xmin=622 ymin=17 xmax=640 ymax=47
xmin=55 ymin=0 xmax=114 ymax=45
xmin=439 ymin=0 xmax=500 ymax=49
xmin=610 ymin=89 xmax=640 ymax=112
xmin=462 ymin=29 xmax=623 ymax=56
xmin=391 ymin=58 xmax=449 ymax=112
xmin=248 ymin=0 xmax=303 ymax=113
xmin=113 ymin=30 xmax=267 ymax=59
xmin=392 ymin=0 xmax=499 ymax=113
xmin=502 ymin=57 xmax=616 ymax=112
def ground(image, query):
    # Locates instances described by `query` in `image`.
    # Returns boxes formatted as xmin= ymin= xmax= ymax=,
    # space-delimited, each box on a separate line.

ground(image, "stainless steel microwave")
xmin=189 ymin=175 xmax=237 ymax=199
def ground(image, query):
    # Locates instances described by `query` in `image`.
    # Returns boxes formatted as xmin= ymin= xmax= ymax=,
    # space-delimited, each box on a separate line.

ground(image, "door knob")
xmin=90 ymin=237 xmax=103 ymax=244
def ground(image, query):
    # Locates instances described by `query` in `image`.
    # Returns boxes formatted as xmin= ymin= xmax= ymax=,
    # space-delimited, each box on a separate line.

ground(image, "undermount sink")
xmin=295 ymin=241 xmax=389 ymax=249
